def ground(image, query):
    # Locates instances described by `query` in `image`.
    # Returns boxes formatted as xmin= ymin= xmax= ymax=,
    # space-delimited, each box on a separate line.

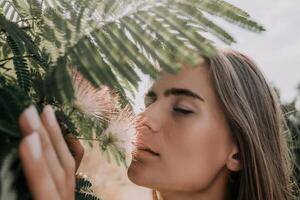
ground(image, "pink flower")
xmin=71 ymin=69 xmax=119 ymax=120
xmin=101 ymin=105 xmax=137 ymax=166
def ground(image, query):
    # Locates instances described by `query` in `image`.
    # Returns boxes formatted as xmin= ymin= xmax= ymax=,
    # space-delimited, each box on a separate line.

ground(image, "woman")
xmin=18 ymin=49 xmax=298 ymax=200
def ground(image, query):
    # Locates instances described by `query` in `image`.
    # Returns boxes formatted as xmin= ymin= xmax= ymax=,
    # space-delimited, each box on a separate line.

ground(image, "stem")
xmin=0 ymin=57 xmax=14 ymax=63
xmin=0 ymin=26 xmax=31 ymax=34
xmin=75 ymin=137 xmax=103 ymax=142
xmin=15 ymin=17 xmax=38 ymax=24
xmin=0 ymin=61 xmax=10 ymax=69
xmin=0 ymin=54 xmax=35 ymax=63
xmin=68 ymin=107 xmax=76 ymax=117
xmin=284 ymin=110 xmax=296 ymax=116
xmin=1 ymin=66 xmax=10 ymax=71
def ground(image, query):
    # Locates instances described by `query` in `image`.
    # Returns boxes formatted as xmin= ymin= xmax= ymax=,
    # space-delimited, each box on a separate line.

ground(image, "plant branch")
xmin=74 ymin=137 xmax=103 ymax=142
xmin=0 ymin=61 xmax=10 ymax=68
xmin=284 ymin=110 xmax=297 ymax=117
xmin=68 ymin=107 xmax=76 ymax=117
xmin=15 ymin=17 xmax=38 ymax=24
xmin=0 ymin=54 xmax=35 ymax=63
xmin=0 ymin=65 xmax=11 ymax=71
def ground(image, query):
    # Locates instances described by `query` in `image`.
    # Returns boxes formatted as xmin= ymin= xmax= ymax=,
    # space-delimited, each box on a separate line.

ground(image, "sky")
xmin=133 ymin=0 xmax=300 ymax=111
xmin=221 ymin=0 xmax=300 ymax=104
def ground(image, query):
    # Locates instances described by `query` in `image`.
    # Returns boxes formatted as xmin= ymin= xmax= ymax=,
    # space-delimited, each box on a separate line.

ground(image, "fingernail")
xmin=43 ymin=105 xmax=56 ymax=126
xmin=24 ymin=105 xmax=41 ymax=130
xmin=24 ymin=132 xmax=41 ymax=160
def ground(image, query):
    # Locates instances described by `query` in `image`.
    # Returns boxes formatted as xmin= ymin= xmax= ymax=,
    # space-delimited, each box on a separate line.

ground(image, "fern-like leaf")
xmin=0 ymin=148 xmax=31 ymax=200
xmin=60 ymin=0 xmax=265 ymax=102
xmin=170 ymin=0 xmax=265 ymax=31
xmin=0 ymin=0 xmax=27 ymax=24
xmin=75 ymin=174 xmax=101 ymax=200
xmin=0 ymin=85 xmax=32 ymax=137
xmin=44 ymin=56 xmax=74 ymax=103
xmin=6 ymin=36 xmax=31 ymax=93
xmin=171 ymin=4 xmax=236 ymax=44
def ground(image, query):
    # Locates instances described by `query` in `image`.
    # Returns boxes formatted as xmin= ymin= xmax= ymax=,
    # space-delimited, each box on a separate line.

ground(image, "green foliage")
xmin=282 ymin=97 xmax=300 ymax=187
xmin=6 ymin=36 xmax=31 ymax=93
xmin=44 ymin=56 xmax=74 ymax=103
xmin=0 ymin=85 xmax=32 ymax=199
xmin=0 ymin=0 xmax=27 ymax=22
xmin=0 ymin=148 xmax=31 ymax=200
xmin=101 ymin=142 xmax=128 ymax=168
xmin=272 ymin=83 xmax=300 ymax=189
xmin=0 ymin=85 xmax=32 ymax=138
xmin=0 ymin=0 xmax=266 ymax=198
xmin=75 ymin=175 xmax=101 ymax=200
xmin=2 ymin=0 xmax=265 ymax=102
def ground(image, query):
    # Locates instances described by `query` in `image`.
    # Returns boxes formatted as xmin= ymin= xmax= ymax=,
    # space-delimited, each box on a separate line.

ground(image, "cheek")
xmin=163 ymin=117 xmax=233 ymax=191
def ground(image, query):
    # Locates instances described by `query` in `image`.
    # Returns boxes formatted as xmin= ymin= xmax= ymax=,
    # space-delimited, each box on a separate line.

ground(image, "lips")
xmin=134 ymin=142 xmax=160 ymax=156
xmin=133 ymin=122 xmax=160 ymax=157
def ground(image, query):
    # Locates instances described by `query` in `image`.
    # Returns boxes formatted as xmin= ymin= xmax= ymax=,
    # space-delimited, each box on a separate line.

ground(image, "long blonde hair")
xmin=153 ymin=49 xmax=299 ymax=200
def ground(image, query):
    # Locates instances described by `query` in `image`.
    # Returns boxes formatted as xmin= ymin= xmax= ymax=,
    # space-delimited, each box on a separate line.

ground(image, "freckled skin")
xmin=127 ymin=65 xmax=240 ymax=200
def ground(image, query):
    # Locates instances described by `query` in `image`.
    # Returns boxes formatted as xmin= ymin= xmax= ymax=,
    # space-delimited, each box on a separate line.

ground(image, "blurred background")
xmin=226 ymin=0 xmax=300 ymax=106
xmin=79 ymin=0 xmax=300 ymax=199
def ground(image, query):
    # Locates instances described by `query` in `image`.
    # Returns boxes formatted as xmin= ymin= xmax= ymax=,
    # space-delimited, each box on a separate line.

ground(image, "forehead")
xmin=150 ymin=64 xmax=213 ymax=95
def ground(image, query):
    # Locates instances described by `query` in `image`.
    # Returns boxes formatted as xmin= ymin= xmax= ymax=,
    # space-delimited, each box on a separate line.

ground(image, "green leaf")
xmin=44 ymin=56 xmax=74 ymax=103
xmin=91 ymin=30 xmax=140 ymax=89
xmin=0 ymin=0 xmax=26 ymax=22
xmin=105 ymin=24 xmax=160 ymax=79
xmin=6 ymin=36 xmax=31 ymax=93
xmin=171 ymin=3 xmax=236 ymax=44
xmin=28 ymin=0 xmax=42 ymax=18
xmin=121 ymin=16 xmax=181 ymax=73
xmin=0 ymin=85 xmax=31 ymax=122
xmin=0 ymin=85 xmax=32 ymax=138
xmin=0 ymin=120 xmax=19 ymax=138
xmin=170 ymin=0 xmax=265 ymax=32
xmin=0 ymin=148 xmax=31 ymax=200
xmin=0 ymin=149 xmax=18 ymax=200
xmin=133 ymin=12 xmax=201 ymax=65
xmin=0 ymin=14 xmax=44 ymax=65
xmin=75 ymin=174 xmax=101 ymax=200
xmin=152 ymin=7 xmax=216 ymax=56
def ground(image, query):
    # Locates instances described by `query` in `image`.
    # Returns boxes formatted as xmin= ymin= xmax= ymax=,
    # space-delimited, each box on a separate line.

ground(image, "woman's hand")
xmin=18 ymin=105 xmax=84 ymax=200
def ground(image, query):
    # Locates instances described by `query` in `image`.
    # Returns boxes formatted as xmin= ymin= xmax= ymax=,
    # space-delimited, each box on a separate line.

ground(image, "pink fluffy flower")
xmin=71 ymin=69 xmax=119 ymax=120
xmin=101 ymin=105 xmax=137 ymax=166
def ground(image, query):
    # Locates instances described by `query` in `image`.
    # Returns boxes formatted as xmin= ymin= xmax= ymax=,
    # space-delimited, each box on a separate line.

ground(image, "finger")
xmin=19 ymin=132 xmax=60 ymax=200
xmin=41 ymin=105 xmax=76 ymax=174
xmin=19 ymin=105 xmax=66 ymax=194
xmin=18 ymin=105 xmax=41 ymax=137
xmin=65 ymin=134 xmax=84 ymax=171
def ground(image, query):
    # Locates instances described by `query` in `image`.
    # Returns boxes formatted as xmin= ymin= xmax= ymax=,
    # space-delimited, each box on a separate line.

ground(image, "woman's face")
xmin=127 ymin=64 xmax=239 ymax=195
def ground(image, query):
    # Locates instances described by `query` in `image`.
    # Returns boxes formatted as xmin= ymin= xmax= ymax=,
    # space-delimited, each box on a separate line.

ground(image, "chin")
xmin=127 ymin=161 xmax=155 ymax=189
xmin=127 ymin=161 xmax=143 ymax=185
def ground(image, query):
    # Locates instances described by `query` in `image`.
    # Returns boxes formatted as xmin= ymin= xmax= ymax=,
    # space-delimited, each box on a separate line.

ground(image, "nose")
xmin=136 ymin=106 xmax=162 ymax=133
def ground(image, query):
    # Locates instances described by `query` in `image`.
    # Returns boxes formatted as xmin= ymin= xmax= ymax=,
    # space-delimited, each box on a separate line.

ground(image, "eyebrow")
xmin=145 ymin=88 xmax=205 ymax=102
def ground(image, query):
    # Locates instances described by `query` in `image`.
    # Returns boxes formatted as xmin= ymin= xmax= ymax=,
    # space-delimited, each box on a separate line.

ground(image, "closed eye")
xmin=173 ymin=107 xmax=194 ymax=115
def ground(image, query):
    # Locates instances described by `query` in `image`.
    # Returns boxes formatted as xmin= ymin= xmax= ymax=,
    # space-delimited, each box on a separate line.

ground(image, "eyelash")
xmin=145 ymin=99 xmax=193 ymax=115
xmin=173 ymin=107 xmax=193 ymax=115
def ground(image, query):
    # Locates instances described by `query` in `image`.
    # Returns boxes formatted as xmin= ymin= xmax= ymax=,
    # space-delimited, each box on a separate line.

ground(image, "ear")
xmin=226 ymin=145 xmax=242 ymax=172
